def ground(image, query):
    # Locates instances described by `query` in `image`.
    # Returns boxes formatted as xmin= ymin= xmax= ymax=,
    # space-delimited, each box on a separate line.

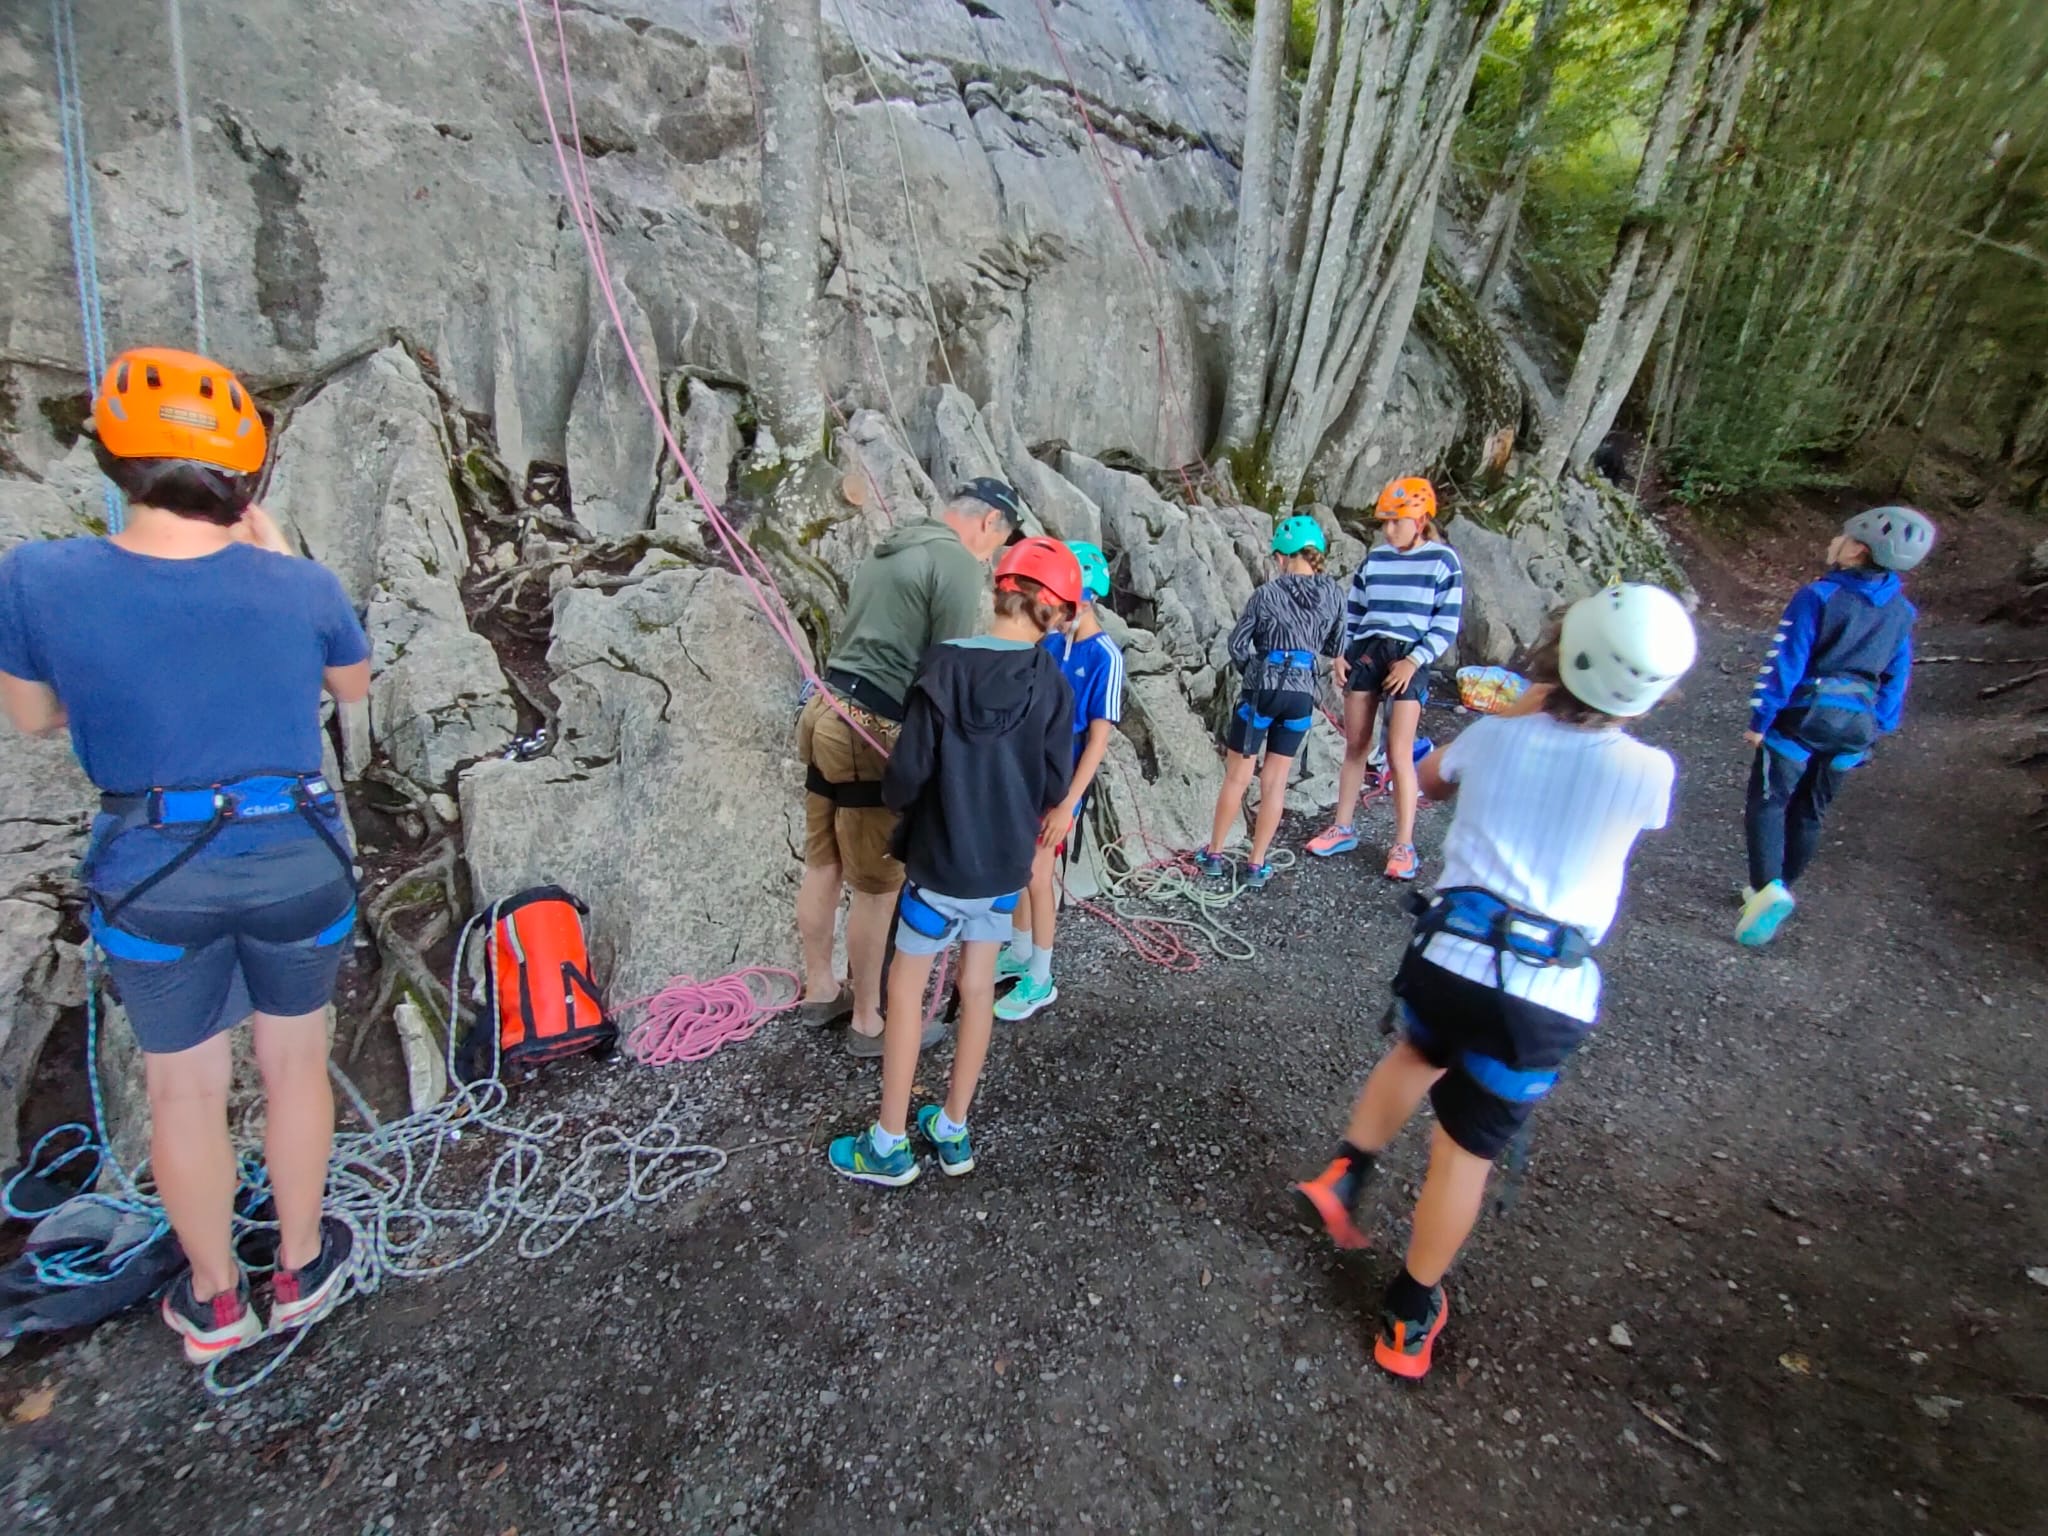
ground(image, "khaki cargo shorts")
xmin=796 ymin=692 xmax=904 ymax=895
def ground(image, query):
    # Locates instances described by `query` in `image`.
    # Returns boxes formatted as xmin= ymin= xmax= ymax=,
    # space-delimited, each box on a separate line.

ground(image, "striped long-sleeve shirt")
xmin=1340 ymin=540 xmax=1464 ymax=666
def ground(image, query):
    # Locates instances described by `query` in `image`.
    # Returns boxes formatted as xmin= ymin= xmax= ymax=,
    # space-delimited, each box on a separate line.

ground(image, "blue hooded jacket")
xmin=1749 ymin=567 xmax=1916 ymax=738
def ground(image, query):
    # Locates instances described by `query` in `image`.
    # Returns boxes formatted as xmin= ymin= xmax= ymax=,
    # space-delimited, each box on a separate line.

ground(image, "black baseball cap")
xmin=956 ymin=477 xmax=1026 ymax=527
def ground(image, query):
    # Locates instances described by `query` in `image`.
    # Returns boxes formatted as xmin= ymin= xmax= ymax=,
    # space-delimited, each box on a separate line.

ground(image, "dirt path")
xmin=5 ymin=616 xmax=2046 ymax=1535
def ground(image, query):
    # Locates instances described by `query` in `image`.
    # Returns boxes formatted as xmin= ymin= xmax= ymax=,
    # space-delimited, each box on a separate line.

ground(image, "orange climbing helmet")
xmin=1375 ymin=476 xmax=1436 ymax=523
xmin=92 ymin=347 xmax=267 ymax=473
xmin=995 ymin=536 xmax=1084 ymax=608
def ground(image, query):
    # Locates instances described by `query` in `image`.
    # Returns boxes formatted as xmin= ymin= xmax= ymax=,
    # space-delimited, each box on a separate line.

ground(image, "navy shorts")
xmin=88 ymin=832 xmax=356 ymax=1056
xmin=1225 ymin=687 xmax=1315 ymax=759
xmin=1345 ymin=635 xmax=1430 ymax=704
xmin=1390 ymin=951 xmax=1591 ymax=1161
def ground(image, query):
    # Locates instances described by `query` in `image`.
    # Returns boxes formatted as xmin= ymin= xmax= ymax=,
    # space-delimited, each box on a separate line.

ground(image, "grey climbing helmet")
xmin=1842 ymin=505 xmax=1936 ymax=572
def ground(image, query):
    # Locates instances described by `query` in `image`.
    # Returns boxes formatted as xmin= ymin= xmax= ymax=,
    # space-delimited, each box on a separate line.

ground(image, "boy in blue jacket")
xmin=1738 ymin=506 xmax=1934 ymax=946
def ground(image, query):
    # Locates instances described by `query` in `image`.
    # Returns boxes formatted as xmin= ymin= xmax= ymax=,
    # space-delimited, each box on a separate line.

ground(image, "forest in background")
xmin=1217 ymin=0 xmax=2048 ymax=512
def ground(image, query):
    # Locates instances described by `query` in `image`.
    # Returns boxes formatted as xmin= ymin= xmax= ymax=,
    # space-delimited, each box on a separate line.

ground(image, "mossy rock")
xmin=1415 ymin=254 xmax=1524 ymax=484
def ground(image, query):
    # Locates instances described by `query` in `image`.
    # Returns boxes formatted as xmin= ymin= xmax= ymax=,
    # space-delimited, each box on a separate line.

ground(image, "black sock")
xmin=1337 ymin=1142 xmax=1378 ymax=1182
xmin=1384 ymin=1267 xmax=1436 ymax=1320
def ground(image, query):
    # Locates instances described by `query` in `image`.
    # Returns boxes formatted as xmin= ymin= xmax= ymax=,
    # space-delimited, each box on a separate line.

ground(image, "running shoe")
xmin=914 ymin=1104 xmax=976 ymax=1177
xmin=1305 ymin=824 xmax=1359 ymax=858
xmin=269 ymin=1215 xmax=356 ymax=1333
xmin=1242 ymin=861 xmax=1274 ymax=891
xmin=827 ymin=1126 xmax=921 ymax=1188
xmin=1384 ymin=843 xmax=1419 ymax=882
xmin=1736 ymin=880 xmax=1796 ymax=947
xmin=1373 ymin=1284 xmax=1449 ymax=1381
xmin=994 ymin=972 xmax=1058 ymax=1021
xmin=1191 ymin=846 xmax=1228 ymax=878
xmin=995 ymin=947 xmax=1031 ymax=986
xmin=161 ymin=1272 xmax=263 ymax=1365
xmin=1292 ymin=1157 xmax=1371 ymax=1250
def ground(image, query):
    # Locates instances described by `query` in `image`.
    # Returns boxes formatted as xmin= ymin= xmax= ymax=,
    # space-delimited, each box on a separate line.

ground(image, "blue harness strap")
xmin=1265 ymin=648 xmax=1315 ymax=670
xmin=990 ymin=890 xmax=1019 ymax=915
xmin=1390 ymin=999 xmax=1559 ymax=1104
xmin=1236 ymin=701 xmax=1275 ymax=731
xmin=897 ymin=883 xmax=951 ymax=940
xmin=1416 ymin=887 xmax=1593 ymax=970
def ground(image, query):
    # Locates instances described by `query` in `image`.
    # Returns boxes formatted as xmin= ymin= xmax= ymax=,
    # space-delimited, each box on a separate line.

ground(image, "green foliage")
xmin=1216 ymin=0 xmax=1319 ymax=68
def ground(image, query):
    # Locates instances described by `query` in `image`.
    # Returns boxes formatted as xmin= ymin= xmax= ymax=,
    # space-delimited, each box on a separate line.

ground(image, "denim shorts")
xmin=893 ymin=884 xmax=1021 ymax=957
xmin=88 ymin=831 xmax=356 ymax=1056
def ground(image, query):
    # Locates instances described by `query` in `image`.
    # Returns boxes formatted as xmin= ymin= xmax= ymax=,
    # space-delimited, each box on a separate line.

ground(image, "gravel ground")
xmin=4 ymin=618 xmax=2046 ymax=1535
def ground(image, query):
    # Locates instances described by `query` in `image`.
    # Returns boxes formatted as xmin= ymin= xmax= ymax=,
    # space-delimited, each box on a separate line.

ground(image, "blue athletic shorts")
xmin=893 ymin=885 xmax=1020 ymax=957
xmin=87 ymin=831 xmax=356 ymax=1056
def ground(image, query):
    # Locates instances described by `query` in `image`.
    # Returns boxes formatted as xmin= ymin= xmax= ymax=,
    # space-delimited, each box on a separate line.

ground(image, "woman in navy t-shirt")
xmin=0 ymin=347 xmax=370 ymax=1366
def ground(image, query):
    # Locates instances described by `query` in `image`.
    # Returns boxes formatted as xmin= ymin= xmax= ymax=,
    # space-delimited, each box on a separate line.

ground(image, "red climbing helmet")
xmin=995 ymin=536 xmax=1084 ymax=608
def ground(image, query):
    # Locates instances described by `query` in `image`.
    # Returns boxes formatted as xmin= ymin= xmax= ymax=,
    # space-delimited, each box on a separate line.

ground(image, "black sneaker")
xmin=269 ymin=1215 xmax=356 ymax=1332
xmin=161 ymin=1272 xmax=264 ymax=1365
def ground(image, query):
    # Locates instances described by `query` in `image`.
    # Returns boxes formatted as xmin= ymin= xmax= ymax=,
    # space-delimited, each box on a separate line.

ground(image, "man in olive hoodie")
xmin=796 ymin=479 xmax=1023 ymax=1051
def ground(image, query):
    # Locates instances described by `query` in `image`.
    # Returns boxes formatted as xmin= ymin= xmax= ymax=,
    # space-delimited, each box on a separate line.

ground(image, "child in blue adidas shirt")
xmin=996 ymin=541 xmax=1124 ymax=1021
xmin=1737 ymin=507 xmax=1933 ymax=947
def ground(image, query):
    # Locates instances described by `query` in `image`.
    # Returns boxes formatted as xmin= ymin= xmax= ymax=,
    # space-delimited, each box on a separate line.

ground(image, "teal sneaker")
xmin=1191 ymin=846 xmax=1227 ymax=878
xmin=994 ymin=971 xmax=1058 ymax=1021
xmin=914 ymin=1104 xmax=976 ymax=1176
xmin=827 ymin=1126 xmax=921 ymax=1188
xmin=1736 ymin=880 xmax=1796 ymax=947
xmin=995 ymin=947 xmax=1031 ymax=987
xmin=1242 ymin=861 xmax=1274 ymax=891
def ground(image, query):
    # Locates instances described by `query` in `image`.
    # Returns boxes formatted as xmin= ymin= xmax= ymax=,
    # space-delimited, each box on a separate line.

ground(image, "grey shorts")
xmin=894 ymin=883 xmax=1021 ymax=957
xmin=89 ymin=834 xmax=356 ymax=1056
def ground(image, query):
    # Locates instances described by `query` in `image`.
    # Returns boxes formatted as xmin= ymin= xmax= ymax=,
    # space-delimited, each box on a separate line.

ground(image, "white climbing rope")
xmin=164 ymin=0 xmax=208 ymax=353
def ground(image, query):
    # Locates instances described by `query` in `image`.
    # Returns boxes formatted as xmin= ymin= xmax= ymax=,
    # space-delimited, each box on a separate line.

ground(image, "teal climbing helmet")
xmin=1067 ymin=540 xmax=1111 ymax=600
xmin=1272 ymin=515 xmax=1328 ymax=557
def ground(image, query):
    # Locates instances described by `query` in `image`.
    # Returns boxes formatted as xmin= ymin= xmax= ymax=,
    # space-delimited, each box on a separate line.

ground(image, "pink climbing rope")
xmin=515 ymin=0 xmax=890 ymax=761
xmin=1028 ymin=0 xmax=1219 ymax=504
xmin=622 ymin=968 xmax=804 ymax=1066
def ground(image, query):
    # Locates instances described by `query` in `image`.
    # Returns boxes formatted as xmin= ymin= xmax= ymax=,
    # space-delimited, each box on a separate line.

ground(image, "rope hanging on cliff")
xmin=164 ymin=0 xmax=208 ymax=354
xmin=1027 ymin=0 xmax=1218 ymax=504
xmin=514 ymin=0 xmax=890 ymax=760
xmin=47 ymin=0 xmax=122 ymax=531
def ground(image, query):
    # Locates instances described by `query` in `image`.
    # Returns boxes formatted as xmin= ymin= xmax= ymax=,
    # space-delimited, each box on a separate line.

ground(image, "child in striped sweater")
xmin=1306 ymin=477 xmax=1464 ymax=881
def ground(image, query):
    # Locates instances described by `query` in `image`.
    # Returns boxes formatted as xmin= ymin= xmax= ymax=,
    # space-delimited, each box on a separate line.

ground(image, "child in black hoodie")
xmin=827 ymin=538 xmax=1080 ymax=1188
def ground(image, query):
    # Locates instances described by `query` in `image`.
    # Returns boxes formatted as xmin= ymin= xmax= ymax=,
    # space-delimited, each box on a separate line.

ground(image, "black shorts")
xmin=1390 ymin=951 xmax=1592 ymax=1160
xmin=1225 ymin=687 xmax=1315 ymax=759
xmin=1345 ymin=635 xmax=1429 ymax=704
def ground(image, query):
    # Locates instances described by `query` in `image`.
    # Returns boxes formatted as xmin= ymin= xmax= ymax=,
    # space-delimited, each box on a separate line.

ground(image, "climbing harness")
xmin=88 ymin=772 xmax=355 ymax=938
xmin=47 ymin=0 xmax=122 ymax=530
xmin=1402 ymin=885 xmax=1592 ymax=1000
xmin=621 ymin=968 xmax=801 ymax=1067
xmin=1765 ymin=676 xmax=1880 ymax=770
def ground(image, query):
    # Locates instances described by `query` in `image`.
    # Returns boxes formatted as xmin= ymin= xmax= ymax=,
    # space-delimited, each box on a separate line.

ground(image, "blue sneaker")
xmin=1735 ymin=880 xmax=1796 ymax=947
xmin=1242 ymin=861 xmax=1274 ymax=890
xmin=827 ymin=1126 xmax=921 ymax=1188
xmin=914 ymin=1104 xmax=976 ymax=1176
xmin=1191 ymin=847 xmax=1228 ymax=878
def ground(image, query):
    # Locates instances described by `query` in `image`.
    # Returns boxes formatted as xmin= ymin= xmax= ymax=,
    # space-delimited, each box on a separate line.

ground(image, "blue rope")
xmin=48 ymin=0 xmax=125 ymax=532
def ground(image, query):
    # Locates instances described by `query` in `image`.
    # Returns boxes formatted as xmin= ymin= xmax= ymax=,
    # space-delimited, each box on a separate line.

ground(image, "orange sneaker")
xmin=1383 ymin=843 xmax=1419 ymax=882
xmin=1373 ymin=1285 xmax=1449 ymax=1381
xmin=1292 ymin=1157 xmax=1371 ymax=1250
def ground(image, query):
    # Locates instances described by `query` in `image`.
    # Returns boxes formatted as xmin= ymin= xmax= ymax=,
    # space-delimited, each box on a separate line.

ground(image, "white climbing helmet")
xmin=1557 ymin=583 xmax=1697 ymax=718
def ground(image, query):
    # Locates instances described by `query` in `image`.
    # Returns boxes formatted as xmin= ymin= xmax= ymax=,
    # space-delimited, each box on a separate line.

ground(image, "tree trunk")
xmin=1218 ymin=0 xmax=1295 ymax=453
xmin=1536 ymin=0 xmax=1741 ymax=484
xmin=1468 ymin=0 xmax=1569 ymax=307
xmin=1259 ymin=0 xmax=1510 ymax=502
xmin=753 ymin=0 xmax=825 ymax=456
xmin=1265 ymin=0 xmax=1342 ymax=427
xmin=1561 ymin=3 xmax=1766 ymax=474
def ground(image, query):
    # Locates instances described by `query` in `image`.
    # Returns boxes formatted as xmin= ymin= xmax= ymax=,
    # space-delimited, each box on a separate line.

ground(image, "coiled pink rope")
xmin=622 ymin=968 xmax=803 ymax=1066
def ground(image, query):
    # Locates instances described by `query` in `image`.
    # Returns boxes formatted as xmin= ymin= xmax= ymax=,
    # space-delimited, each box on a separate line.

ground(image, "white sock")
xmin=869 ymin=1122 xmax=907 ymax=1157
xmin=933 ymin=1108 xmax=968 ymax=1141
xmin=1007 ymin=932 xmax=1036 ymax=963
xmin=1028 ymin=946 xmax=1053 ymax=986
